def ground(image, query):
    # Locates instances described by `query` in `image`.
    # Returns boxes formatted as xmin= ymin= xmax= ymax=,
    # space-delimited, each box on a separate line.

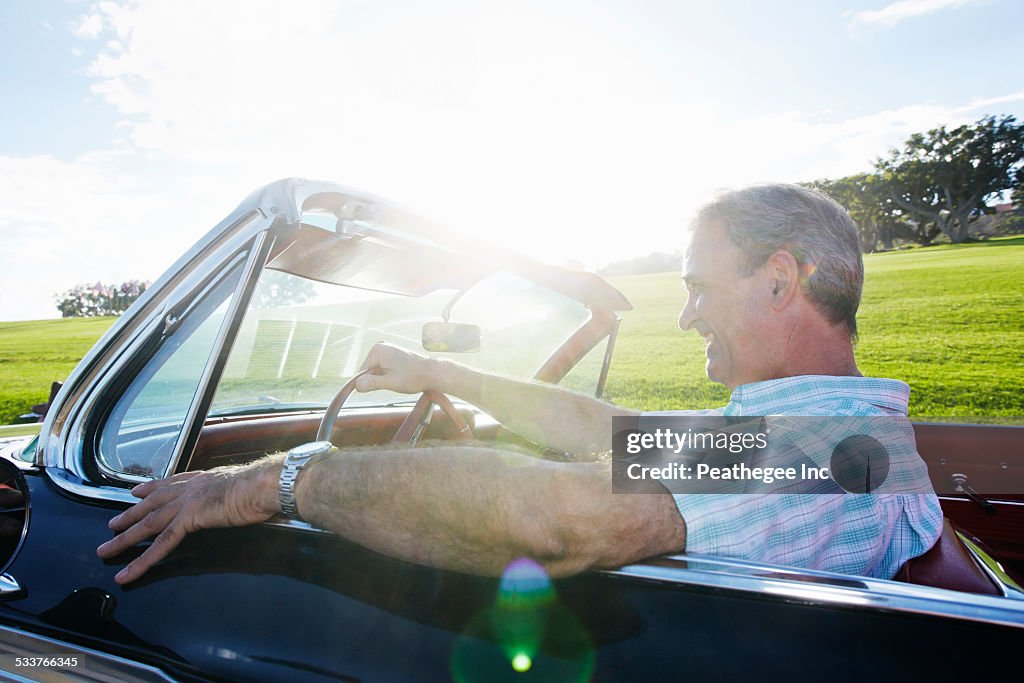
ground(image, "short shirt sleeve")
xmin=640 ymin=397 xmax=943 ymax=579
xmin=673 ymin=491 xmax=942 ymax=579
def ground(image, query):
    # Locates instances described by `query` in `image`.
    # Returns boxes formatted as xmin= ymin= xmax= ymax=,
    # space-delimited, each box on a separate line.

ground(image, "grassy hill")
xmin=1 ymin=237 xmax=1021 ymax=424
xmin=0 ymin=317 xmax=117 ymax=425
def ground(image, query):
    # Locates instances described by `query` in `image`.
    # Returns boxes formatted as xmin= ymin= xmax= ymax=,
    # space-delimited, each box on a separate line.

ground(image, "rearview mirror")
xmin=422 ymin=322 xmax=481 ymax=353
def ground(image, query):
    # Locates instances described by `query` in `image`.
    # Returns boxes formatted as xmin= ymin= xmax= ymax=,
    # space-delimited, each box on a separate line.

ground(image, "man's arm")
xmin=299 ymin=446 xmax=685 ymax=576
xmin=98 ymin=447 xmax=686 ymax=583
xmin=357 ymin=343 xmax=638 ymax=455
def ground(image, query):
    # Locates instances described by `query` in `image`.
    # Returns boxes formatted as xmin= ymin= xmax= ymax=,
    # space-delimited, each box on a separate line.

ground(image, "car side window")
xmin=97 ymin=260 xmax=246 ymax=479
xmin=560 ymin=336 xmax=610 ymax=397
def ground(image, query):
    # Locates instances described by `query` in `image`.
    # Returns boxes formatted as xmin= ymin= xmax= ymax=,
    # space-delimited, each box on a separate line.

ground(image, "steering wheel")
xmin=317 ymin=369 xmax=474 ymax=445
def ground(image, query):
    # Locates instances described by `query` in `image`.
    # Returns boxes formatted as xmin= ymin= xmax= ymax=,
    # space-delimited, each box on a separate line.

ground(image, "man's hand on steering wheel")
xmin=317 ymin=342 xmax=470 ymax=445
xmin=355 ymin=342 xmax=441 ymax=395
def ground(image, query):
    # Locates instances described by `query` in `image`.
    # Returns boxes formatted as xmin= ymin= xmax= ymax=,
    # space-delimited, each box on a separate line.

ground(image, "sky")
xmin=1 ymin=0 xmax=1022 ymax=321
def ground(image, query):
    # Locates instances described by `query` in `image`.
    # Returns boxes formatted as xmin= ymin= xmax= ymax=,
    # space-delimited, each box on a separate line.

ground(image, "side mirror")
xmin=421 ymin=322 xmax=481 ymax=353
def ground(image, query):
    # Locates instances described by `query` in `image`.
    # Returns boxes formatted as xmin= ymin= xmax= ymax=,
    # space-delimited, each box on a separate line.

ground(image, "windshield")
xmin=209 ymin=268 xmax=594 ymax=416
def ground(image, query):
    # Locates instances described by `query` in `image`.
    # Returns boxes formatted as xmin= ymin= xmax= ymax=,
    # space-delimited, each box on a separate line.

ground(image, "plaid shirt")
xmin=645 ymin=375 xmax=944 ymax=579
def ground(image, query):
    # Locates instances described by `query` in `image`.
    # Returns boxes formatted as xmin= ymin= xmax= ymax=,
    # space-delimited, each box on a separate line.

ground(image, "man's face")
xmin=678 ymin=221 xmax=774 ymax=389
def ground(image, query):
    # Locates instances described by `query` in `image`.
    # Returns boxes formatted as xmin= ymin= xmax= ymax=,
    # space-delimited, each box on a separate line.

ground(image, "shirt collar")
xmin=724 ymin=375 xmax=910 ymax=416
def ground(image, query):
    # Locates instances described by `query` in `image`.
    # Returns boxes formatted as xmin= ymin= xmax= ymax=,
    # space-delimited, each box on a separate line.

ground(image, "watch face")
xmin=289 ymin=441 xmax=334 ymax=458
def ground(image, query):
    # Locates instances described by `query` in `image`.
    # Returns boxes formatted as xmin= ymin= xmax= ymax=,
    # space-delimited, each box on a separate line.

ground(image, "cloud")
xmin=72 ymin=12 xmax=104 ymax=39
xmin=956 ymin=91 xmax=1024 ymax=111
xmin=848 ymin=0 xmax=985 ymax=28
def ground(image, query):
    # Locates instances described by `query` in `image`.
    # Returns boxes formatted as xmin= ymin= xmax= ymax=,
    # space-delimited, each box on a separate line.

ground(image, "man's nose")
xmin=678 ymin=293 xmax=696 ymax=332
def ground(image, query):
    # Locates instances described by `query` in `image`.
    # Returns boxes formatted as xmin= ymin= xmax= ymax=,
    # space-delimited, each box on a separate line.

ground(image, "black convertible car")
xmin=0 ymin=179 xmax=1021 ymax=682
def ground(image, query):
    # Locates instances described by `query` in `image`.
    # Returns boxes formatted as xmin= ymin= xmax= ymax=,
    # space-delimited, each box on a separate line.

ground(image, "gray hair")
xmin=691 ymin=184 xmax=863 ymax=337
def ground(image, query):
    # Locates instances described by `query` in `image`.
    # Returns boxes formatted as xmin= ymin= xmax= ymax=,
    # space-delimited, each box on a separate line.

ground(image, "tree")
xmin=804 ymin=174 xmax=911 ymax=251
xmin=250 ymin=270 xmax=316 ymax=309
xmin=54 ymin=280 xmax=149 ymax=318
xmin=1013 ymin=165 xmax=1024 ymax=207
xmin=874 ymin=115 xmax=1024 ymax=243
xmin=598 ymin=252 xmax=681 ymax=277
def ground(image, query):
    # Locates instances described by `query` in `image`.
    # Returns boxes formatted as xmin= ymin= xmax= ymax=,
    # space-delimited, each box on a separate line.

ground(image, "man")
xmin=97 ymin=184 xmax=942 ymax=585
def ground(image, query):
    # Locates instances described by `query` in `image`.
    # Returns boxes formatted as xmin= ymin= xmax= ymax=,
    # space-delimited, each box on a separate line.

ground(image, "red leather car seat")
xmin=894 ymin=518 xmax=1000 ymax=595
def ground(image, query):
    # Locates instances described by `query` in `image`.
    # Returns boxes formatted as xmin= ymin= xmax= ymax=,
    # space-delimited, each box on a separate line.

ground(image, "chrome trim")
xmin=938 ymin=495 xmax=1024 ymax=508
xmin=601 ymin=553 xmax=1024 ymax=629
xmin=958 ymin=532 xmax=1024 ymax=599
xmin=170 ymin=231 xmax=273 ymax=476
xmin=261 ymin=517 xmax=335 ymax=534
xmin=45 ymin=469 xmax=139 ymax=505
xmin=0 ymin=574 xmax=21 ymax=598
xmin=0 ymin=441 xmax=36 ymax=472
xmin=0 ymin=623 xmax=179 ymax=682
xmin=595 ymin=315 xmax=620 ymax=399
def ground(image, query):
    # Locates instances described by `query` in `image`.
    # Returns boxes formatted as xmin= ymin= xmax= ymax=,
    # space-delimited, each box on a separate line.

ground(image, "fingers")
xmin=356 ymin=373 xmax=380 ymax=392
xmin=109 ymin=471 xmax=209 ymax=531
xmin=129 ymin=470 xmax=203 ymax=499
xmin=356 ymin=343 xmax=390 ymax=391
xmin=356 ymin=342 xmax=431 ymax=393
xmin=113 ymin=521 xmax=189 ymax=585
xmin=357 ymin=342 xmax=390 ymax=373
xmin=97 ymin=473 xmax=207 ymax=581
xmin=99 ymin=501 xmax=181 ymax=559
xmin=97 ymin=464 xmax=276 ymax=584
xmin=106 ymin=481 xmax=184 ymax=532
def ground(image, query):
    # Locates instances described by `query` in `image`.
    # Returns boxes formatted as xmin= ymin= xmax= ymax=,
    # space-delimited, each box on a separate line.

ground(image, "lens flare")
xmin=497 ymin=557 xmax=555 ymax=609
xmin=511 ymin=653 xmax=532 ymax=672
xmin=800 ymin=261 xmax=818 ymax=285
xmin=450 ymin=558 xmax=594 ymax=682
xmin=494 ymin=558 xmax=552 ymax=666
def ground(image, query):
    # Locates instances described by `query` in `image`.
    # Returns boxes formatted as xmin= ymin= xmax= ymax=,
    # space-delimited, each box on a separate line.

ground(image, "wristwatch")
xmin=279 ymin=440 xmax=336 ymax=520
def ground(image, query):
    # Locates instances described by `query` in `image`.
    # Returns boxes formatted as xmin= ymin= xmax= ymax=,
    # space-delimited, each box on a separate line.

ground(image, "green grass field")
xmin=0 ymin=317 xmax=117 ymax=425
xmin=1 ymin=237 xmax=1021 ymax=424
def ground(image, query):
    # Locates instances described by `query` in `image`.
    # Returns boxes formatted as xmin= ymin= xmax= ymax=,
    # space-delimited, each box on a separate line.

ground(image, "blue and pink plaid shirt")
xmin=645 ymin=375 xmax=944 ymax=579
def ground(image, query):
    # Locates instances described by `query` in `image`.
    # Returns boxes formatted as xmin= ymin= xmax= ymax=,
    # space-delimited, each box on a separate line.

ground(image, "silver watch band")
xmin=279 ymin=441 xmax=335 ymax=519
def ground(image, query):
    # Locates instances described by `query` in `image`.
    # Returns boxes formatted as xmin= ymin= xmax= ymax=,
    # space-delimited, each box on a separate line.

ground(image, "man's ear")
xmin=765 ymin=250 xmax=800 ymax=309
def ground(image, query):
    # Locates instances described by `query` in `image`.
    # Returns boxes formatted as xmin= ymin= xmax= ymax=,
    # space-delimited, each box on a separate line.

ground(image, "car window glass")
xmin=210 ymin=269 xmax=593 ymax=415
xmin=560 ymin=336 xmax=610 ymax=397
xmin=97 ymin=261 xmax=245 ymax=478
